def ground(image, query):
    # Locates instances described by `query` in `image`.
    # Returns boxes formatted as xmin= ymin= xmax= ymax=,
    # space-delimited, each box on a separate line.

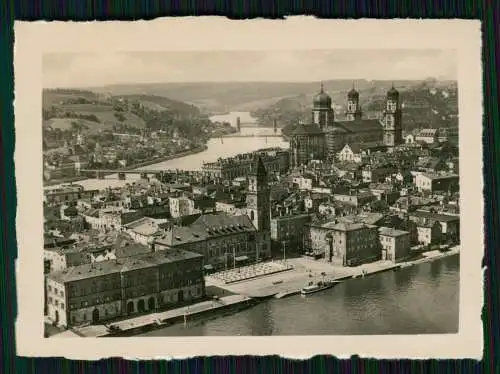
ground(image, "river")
xmin=139 ymin=255 xmax=459 ymax=336
xmin=47 ymin=112 xmax=289 ymax=191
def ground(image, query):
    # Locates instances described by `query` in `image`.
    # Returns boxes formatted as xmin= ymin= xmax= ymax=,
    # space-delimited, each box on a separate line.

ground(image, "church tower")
xmin=246 ymin=156 xmax=271 ymax=261
xmin=346 ymin=82 xmax=362 ymax=121
xmin=246 ymin=156 xmax=271 ymax=232
xmin=383 ymin=84 xmax=403 ymax=147
xmin=311 ymin=83 xmax=335 ymax=130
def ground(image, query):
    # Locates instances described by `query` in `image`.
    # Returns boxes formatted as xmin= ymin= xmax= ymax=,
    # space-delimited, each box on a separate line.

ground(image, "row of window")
xmin=70 ymin=294 xmax=121 ymax=310
xmin=48 ymin=297 xmax=65 ymax=309
xmin=47 ymin=285 xmax=64 ymax=297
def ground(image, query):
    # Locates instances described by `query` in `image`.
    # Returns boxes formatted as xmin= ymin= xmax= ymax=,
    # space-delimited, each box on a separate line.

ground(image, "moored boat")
xmin=300 ymin=280 xmax=340 ymax=295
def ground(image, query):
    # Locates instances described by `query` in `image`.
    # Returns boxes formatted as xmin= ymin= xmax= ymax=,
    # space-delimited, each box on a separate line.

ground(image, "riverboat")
xmin=300 ymin=280 xmax=340 ymax=295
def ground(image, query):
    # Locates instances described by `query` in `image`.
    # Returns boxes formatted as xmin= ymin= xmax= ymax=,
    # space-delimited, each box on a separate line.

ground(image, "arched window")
xmin=250 ymin=210 xmax=255 ymax=221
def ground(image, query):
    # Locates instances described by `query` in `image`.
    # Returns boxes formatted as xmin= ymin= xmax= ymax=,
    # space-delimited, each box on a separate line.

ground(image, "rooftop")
xmin=48 ymin=248 xmax=202 ymax=284
xmin=378 ymin=227 xmax=409 ymax=237
xmin=334 ymin=119 xmax=383 ymax=133
xmin=409 ymin=210 xmax=460 ymax=222
xmin=291 ymin=123 xmax=324 ymax=136
xmin=155 ymin=212 xmax=256 ymax=246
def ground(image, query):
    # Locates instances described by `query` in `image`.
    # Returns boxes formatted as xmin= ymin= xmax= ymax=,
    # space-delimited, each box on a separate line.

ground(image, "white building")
xmin=169 ymin=196 xmax=196 ymax=218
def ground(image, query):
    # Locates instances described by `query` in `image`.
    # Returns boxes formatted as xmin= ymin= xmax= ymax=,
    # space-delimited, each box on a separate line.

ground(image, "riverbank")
xmin=43 ymin=145 xmax=208 ymax=187
xmin=65 ymin=294 xmax=259 ymax=338
xmin=208 ymin=246 xmax=460 ymax=299
xmin=48 ymin=246 xmax=459 ymax=338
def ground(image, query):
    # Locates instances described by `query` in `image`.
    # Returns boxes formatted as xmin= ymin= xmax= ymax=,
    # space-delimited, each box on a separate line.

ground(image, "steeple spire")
xmin=320 ymin=82 xmax=324 ymax=93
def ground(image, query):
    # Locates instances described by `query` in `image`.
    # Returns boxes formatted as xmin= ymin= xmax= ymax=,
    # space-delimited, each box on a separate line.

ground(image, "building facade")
xmin=307 ymin=221 xmax=381 ymax=266
xmin=46 ymin=249 xmax=205 ymax=328
xmin=289 ymin=84 xmax=404 ymax=167
xmin=382 ymin=86 xmax=404 ymax=147
xmin=202 ymin=148 xmax=289 ymax=179
xmin=378 ymin=227 xmax=411 ymax=263
xmin=270 ymin=213 xmax=311 ymax=254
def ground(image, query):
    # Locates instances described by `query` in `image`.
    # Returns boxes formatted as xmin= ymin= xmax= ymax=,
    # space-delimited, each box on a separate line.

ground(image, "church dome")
xmin=387 ymin=85 xmax=399 ymax=99
xmin=313 ymin=83 xmax=332 ymax=107
xmin=347 ymin=87 xmax=359 ymax=99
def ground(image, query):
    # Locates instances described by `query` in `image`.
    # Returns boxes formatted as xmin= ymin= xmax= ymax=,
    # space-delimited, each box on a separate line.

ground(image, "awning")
xmin=235 ymin=255 xmax=249 ymax=262
xmin=203 ymin=264 xmax=214 ymax=270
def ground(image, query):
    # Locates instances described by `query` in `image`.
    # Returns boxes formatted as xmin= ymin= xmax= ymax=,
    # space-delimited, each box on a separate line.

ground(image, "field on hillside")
xmin=42 ymin=90 xmax=98 ymax=108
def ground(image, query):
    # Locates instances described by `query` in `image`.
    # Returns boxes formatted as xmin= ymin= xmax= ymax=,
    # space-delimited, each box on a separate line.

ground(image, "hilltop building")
xmin=289 ymin=83 xmax=404 ymax=168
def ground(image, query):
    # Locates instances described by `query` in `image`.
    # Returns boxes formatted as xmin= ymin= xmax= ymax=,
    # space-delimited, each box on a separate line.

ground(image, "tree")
xmin=370 ymin=199 xmax=389 ymax=213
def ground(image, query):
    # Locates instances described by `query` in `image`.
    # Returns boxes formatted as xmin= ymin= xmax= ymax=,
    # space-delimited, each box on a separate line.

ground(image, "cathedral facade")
xmin=289 ymin=83 xmax=403 ymax=168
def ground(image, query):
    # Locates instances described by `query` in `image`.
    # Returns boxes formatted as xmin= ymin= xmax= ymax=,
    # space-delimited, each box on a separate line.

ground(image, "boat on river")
xmin=300 ymin=280 xmax=340 ymax=295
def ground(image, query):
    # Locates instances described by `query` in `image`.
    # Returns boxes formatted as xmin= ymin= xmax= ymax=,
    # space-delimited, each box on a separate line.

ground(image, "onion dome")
xmin=313 ymin=83 xmax=332 ymax=107
xmin=387 ymin=84 xmax=399 ymax=99
xmin=348 ymin=82 xmax=359 ymax=99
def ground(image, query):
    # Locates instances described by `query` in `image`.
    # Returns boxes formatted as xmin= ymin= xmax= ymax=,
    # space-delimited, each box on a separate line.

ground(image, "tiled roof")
xmin=322 ymin=221 xmax=375 ymax=231
xmin=338 ymin=212 xmax=385 ymax=226
xmin=291 ymin=123 xmax=324 ymax=136
xmin=378 ymin=227 xmax=409 ymax=237
xmin=155 ymin=212 xmax=256 ymax=247
xmin=409 ymin=210 xmax=460 ymax=222
xmin=334 ymin=119 xmax=383 ymax=133
xmin=48 ymin=249 xmax=202 ymax=284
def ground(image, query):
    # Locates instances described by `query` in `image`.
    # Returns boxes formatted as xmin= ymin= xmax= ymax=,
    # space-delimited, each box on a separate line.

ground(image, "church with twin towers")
xmin=289 ymin=82 xmax=404 ymax=168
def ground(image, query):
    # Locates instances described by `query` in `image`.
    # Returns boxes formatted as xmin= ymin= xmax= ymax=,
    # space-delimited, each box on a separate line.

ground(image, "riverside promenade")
xmin=207 ymin=246 xmax=460 ymax=299
xmin=71 ymin=294 xmax=254 ymax=337
xmin=49 ymin=246 xmax=459 ymax=338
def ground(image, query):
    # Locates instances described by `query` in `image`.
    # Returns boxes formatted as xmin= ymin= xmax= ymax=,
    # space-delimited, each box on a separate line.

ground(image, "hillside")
xmin=42 ymin=89 xmax=202 ymax=133
xmin=84 ymin=80 xmax=424 ymax=113
xmin=254 ymin=80 xmax=459 ymax=135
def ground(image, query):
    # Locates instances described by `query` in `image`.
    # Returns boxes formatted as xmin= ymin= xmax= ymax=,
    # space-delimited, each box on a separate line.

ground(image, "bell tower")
xmin=246 ymin=156 xmax=271 ymax=260
xmin=311 ymin=83 xmax=335 ymax=129
xmin=383 ymin=84 xmax=403 ymax=147
xmin=346 ymin=82 xmax=362 ymax=121
xmin=246 ymin=156 xmax=271 ymax=232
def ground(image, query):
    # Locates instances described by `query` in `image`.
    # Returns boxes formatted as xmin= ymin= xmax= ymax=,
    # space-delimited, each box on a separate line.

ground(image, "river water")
xmin=140 ymin=255 xmax=459 ymax=336
xmin=48 ymin=112 xmax=289 ymax=191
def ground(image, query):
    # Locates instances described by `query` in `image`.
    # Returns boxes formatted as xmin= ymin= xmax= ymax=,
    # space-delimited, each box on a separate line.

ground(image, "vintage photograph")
xmin=14 ymin=19 xmax=483 ymax=359
xmin=41 ymin=49 xmax=461 ymax=338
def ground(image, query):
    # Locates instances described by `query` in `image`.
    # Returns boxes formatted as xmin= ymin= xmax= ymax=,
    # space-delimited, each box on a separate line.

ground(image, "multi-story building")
xmin=46 ymin=249 xmax=204 ymax=328
xmin=44 ymin=185 xmax=99 ymax=206
xmin=378 ymin=227 xmax=411 ymax=263
xmin=307 ymin=220 xmax=380 ymax=266
xmin=408 ymin=211 xmax=460 ymax=243
xmin=332 ymin=190 xmax=375 ymax=208
xmin=270 ymin=213 xmax=311 ymax=255
xmin=153 ymin=212 xmax=270 ymax=270
xmin=202 ymin=148 xmax=289 ymax=179
xmin=416 ymin=221 xmax=442 ymax=246
xmin=289 ymin=84 xmax=405 ymax=166
xmin=414 ymin=173 xmax=459 ymax=194
xmin=169 ymin=196 xmax=196 ymax=218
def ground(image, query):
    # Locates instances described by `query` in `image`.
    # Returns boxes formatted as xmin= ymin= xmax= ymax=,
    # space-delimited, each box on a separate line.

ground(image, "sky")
xmin=42 ymin=49 xmax=457 ymax=88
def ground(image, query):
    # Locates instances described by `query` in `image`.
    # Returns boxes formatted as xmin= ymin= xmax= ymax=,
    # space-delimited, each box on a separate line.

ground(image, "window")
xmin=48 ymin=297 xmax=53 ymax=304
xmin=48 ymin=285 xmax=52 ymax=292
xmin=55 ymin=300 xmax=59 ymax=306
xmin=61 ymin=303 xmax=65 ymax=310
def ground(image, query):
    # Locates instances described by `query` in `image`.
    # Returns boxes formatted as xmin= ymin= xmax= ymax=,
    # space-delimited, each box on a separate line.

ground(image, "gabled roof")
xmin=334 ymin=119 xmax=383 ymax=133
xmin=291 ymin=123 xmax=324 ymax=136
xmin=378 ymin=227 xmax=409 ymax=237
xmin=409 ymin=210 xmax=460 ymax=222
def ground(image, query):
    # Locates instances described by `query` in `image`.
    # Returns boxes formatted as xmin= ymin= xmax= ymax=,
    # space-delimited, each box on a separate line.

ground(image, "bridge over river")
xmin=79 ymin=168 xmax=202 ymax=181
